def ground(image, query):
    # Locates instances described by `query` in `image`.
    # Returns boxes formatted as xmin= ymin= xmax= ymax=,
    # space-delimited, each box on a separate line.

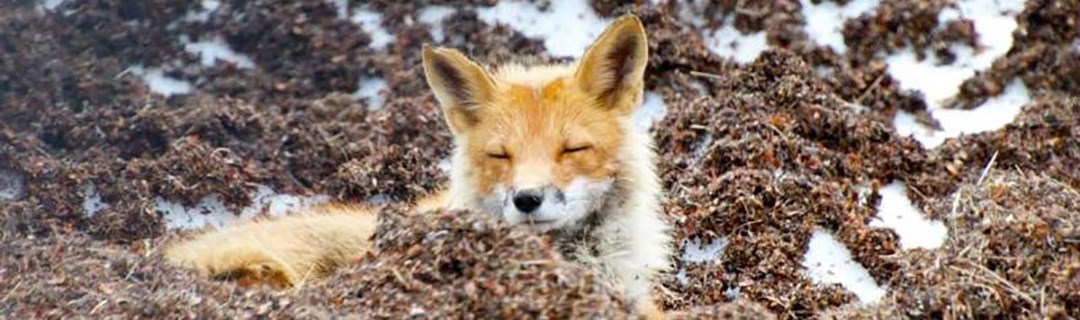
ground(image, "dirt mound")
xmin=652 ymin=50 xmax=915 ymax=316
xmin=825 ymin=171 xmax=1080 ymax=318
xmin=0 ymin=208 xmax=635 ymax=318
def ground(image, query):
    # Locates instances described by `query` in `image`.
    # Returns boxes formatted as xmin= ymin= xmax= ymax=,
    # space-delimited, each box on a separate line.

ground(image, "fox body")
xmin=165 ymin=15 xmax=671 ymax=316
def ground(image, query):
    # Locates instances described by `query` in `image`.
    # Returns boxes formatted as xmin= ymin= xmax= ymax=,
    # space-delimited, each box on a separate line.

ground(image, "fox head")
xmin=422 ymin=15 xmax=650 ymax=232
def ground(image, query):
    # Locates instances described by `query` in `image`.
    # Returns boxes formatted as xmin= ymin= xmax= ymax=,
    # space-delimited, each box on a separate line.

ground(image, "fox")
xmin=164 ymin=14 xmax=672 ymax=318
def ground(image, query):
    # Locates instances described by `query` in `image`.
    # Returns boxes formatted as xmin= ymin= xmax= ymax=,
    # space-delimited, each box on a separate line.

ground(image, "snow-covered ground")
xmin=183 ymin=36 xmax=256 ymax=69
xmin=476 ymin=0 xmax=611 ymax=58
xmin=872 ymin=182 xmax=948 ymax=249
xmin=888 ymin=0 xmax=1030 ymax=148
xmin=802 ymin=227 xmax=888 ymax=303
xmin=156 ymin=185 xmax=330 ymax=230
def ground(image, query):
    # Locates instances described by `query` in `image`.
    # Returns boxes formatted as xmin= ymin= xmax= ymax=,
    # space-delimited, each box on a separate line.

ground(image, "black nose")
xmin=512 ymin=189 xmax=544 ymax=213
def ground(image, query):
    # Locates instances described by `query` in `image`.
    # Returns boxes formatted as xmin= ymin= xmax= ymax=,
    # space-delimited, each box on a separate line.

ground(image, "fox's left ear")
xmin=576 ymin=14 xmax=649 ymax=115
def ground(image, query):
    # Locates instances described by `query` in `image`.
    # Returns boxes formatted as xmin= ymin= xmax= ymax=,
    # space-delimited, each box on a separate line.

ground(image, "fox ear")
xmin=576 ymin=14 xmax=649 ymax=114
xmin=422 ymin=45 xmax=497 ymax=134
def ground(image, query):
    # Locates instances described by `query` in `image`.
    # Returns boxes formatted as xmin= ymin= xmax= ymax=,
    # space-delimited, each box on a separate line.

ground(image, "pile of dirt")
xmin=0 ymin=206 xmax=776 ymax=319
xmin=338 ymin=208 xmax=629 ymax=318
xmin=825 ymin=171 xmax=1080 ymax=318
xmin=651 ymin=49 xmax=917 ymax=316
xmin=948 ymin=0 xmax=1080 ymax=109
xmin=907 ymin=95 xmax=1080 ymax=216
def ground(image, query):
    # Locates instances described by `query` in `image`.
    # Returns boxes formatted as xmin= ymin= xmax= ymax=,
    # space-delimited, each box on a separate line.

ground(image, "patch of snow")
xmin=681 ymin=237 xmax=729 ymax=263
xmin=131 ymin=66 xmax=193 ymax=96
xmin=184 ymin=0 xmax=221 ymax=22
xmin=675 ymin=268 xmax=689 ymax=286
xmin=634 ymin=91 xmax=667 ymax=131
xmin=801 ymin=0 xmax=881 ymax=54
xmin=702 ymin=20 xmax=768 ymax=64
xmin=328 ymin=0 xmax=348 ymax=19
xmin=351 ymin=7 xmax=394 ymax=49
xmin=41 ymin=0 xmax=65 ymax=10
xmin=853 ymin=182 xmax=872 ymax=206
xmin=82 ymin=184 xmax=108 ymax=217
xmin=871 ymin=182 xmax=948 ymax=250
xmin=159 ymin=184 xmax=329 ymax=230
xmin=887 ymin=0 xmax=1027 ymax=149
xmin=894 ymin=80 xmax=1030 ymax=148
xmin=417 ymin=6 xmax=456 ymax=43
xmin=437 ymin=158 xmax=453 ymax=174
xmin=691 ymin=134 xmax=714 ymax=160
xmin=184 ymin=37 xmax=256 ymax=69
xmin=365 ymin=194 xmax=392 ymax=206
xmin=352 ymin=77 xmax=388 ymax=110
xmin=0 ymin=169 xmax=26 ymax=202
xmin=803 ymin=227 xmax=887 ymax=304
xmin=477 ymin=0 xmax=610 ymax=58
xmin=725 ymin=286 xmax=741 ymax=300
xmin=677 ymin=0 xmax=766 ymax=63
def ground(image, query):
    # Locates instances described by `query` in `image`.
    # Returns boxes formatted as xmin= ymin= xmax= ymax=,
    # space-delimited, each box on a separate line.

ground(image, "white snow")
xmin=417 ymin=6 xmax=456 ymax=43
xmin=184 ymin=37 xmax=256 ymax=69
xmin=476 ymin=0 xmax=610 ymax=58
xmin=634 ymin=91 xmax=667 ymax=131
xmin=353 ymin=77 xmax=388 ymax=110
xmin=887 ymin=0 xmax=1029 ymax=149
xmin=894 ymin=80 xmax=1031 ymax=148
xmin=803 ymin=227 xmax=887 ymax=304
xmin=437 ymin=158 xmax=453 ymax=174
xmin=801 ymin=0 xmax=881 ymax=53
xmin=351 ymin=7 xmax=394 ymax=49
xmin=158 ymin=184 xmax=329 ymax=230
xmin=871 ymin=182 xmax=948 ymax=250
xmin=0 ymin=170 xmax=25 ymax=202
xmin=183 ymin=0 xmax=221 ymax=22
xmin=681 ymin=237 xmax=729 ymax=263
xmin=41 ymin=0 xmax=65 ymax=10
xmin=676 ymin=0 xmax=767 ymax=64
xmin=82 ymin=184 xmax=108 ymax=217
xmin=329 ymin=0 xmax=349 ymax=19
xmin=130 ymin=66 xmax=193 ymax=96
xmin=675 ymin=237 xmax=729 ymax=286
xmin=702 ymin=21 xmax=768 ymax=64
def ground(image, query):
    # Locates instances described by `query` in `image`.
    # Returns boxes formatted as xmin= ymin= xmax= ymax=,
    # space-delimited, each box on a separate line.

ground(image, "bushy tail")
xmin=163 ymin=204 xmax=379 ymax=287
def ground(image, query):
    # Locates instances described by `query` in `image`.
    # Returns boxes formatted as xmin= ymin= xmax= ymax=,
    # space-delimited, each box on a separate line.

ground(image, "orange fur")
xmin=164 ymin=204 xmax=378 ymax=287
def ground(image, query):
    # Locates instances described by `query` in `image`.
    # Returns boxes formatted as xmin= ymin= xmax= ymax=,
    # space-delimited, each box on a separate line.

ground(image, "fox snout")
xmin=511 ymin=186 xmax=567 ymax=214
xmin=511 ymin=188 xmax=544 ymax=213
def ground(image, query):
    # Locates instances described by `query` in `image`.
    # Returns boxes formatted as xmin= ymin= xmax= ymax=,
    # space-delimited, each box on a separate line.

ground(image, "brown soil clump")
xmin=907 ymin=94 xmax=1080 ymax=217
xmin=652 ymin=50 xmax=917 ymax=317
xmin=824 ymin=171 xmax=1080 ymax=318
xmin=345 ymin=208 xmax=629 ymax=318
xmin=0 ymin=208 xmax=630 ymax=318
xmin=949 ymin=0 xmax=1080 ymax=109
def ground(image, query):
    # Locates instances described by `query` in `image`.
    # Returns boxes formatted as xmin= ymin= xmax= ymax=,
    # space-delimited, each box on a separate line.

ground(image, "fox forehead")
xmin=473 ymin=66 xmax=624 ymax=154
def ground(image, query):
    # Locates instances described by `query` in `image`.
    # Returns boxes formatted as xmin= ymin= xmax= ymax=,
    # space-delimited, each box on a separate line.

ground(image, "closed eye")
xmin=563 ymin=145 xmax=592 ymax=154
xmin=486 ymin=152 xmax=510 ymax=160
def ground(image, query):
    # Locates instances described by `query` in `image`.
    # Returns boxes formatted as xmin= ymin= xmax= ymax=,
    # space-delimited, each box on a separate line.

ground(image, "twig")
xmin=976 ymin=151 xmax=999 ymax=186
xmin=855 ymin=73 xmax=886 ymax=105
xmin=688 ymin=70 xmax=724 ymax=80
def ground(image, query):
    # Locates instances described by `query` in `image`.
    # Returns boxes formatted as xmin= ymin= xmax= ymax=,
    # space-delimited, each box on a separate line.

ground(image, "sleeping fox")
xmin=165 ymin=14 xmax=672 ymax=318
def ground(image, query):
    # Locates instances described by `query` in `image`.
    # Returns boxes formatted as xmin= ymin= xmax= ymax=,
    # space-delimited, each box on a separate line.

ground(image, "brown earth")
xmin=1 ymin=0 xmax=1077 ymax=318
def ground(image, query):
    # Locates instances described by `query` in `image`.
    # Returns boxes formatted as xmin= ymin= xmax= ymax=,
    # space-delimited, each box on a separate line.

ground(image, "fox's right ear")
xmin=422 ymin=45 xmax=496 ymax=134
